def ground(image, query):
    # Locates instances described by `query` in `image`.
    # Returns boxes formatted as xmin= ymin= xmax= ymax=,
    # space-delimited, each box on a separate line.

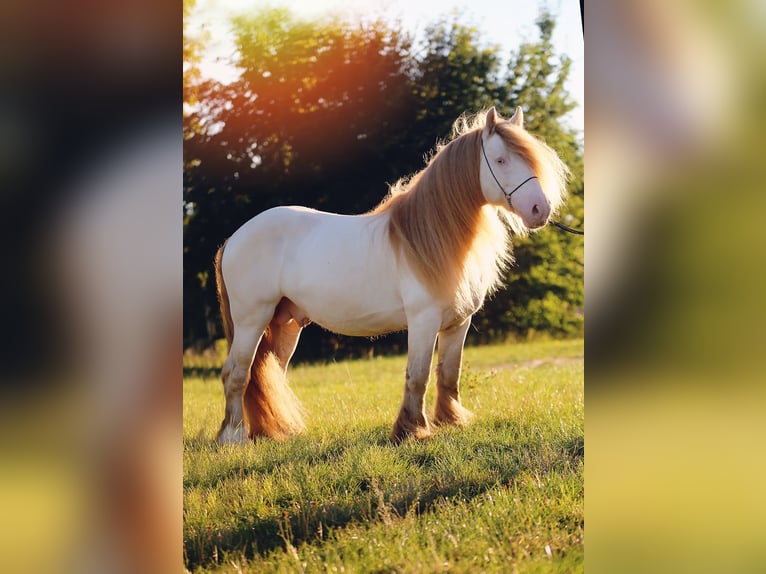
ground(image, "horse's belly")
xmin=314 ymin=311 xmax=407 ymax=337
xmin=288 ymin=291 xmax=407 ymax=337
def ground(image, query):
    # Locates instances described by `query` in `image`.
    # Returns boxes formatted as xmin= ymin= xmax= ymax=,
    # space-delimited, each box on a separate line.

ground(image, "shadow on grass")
xmin=184 ymin=425 xmax=394 ymax=491
xmin=183 ymin=419 xmax=584 ymax=571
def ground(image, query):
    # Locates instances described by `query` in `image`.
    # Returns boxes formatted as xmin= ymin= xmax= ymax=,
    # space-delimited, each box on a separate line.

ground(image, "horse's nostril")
xmin=532 ymin=204 xmax=540 ymax=216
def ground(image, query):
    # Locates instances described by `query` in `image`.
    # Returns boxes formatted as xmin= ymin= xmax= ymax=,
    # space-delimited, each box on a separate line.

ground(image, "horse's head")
xmin=479 ymin=107 xmax=566 ymax=231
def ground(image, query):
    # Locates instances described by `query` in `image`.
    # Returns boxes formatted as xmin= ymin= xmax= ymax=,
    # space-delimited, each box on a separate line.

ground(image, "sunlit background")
xmin=182 ymin=0 xmax=584 ymax=358
xmin=186 ymin=0 xmax=584 ymax=133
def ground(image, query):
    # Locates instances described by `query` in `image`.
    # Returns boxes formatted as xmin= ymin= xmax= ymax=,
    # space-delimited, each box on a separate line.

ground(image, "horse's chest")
xmin=462 ymin=273 xmax=491 ymax=308
xmin=440 ymin=277 xmax=489 ymax=329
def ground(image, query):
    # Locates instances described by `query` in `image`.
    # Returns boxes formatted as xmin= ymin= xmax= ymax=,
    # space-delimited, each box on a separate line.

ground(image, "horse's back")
xmin=226 ymin=206 xmax=379 ymax=262
xmin=231 ymin=205 xmax=320 ymax=239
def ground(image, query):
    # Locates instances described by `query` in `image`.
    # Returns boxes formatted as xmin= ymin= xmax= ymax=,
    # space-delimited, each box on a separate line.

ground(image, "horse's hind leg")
xmin=433 ymin=318 xmax=474 ymax=427
xmin=270 ymin=298 xmax=305 ymax=371
xmin=216 ymin=322 xmax=266 ymax=444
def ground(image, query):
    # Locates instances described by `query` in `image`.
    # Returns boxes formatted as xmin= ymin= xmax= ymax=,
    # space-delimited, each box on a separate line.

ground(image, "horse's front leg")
xmin=391 ymin=315 xmax=439 ymax=443
xmin=434 ymin=317 xmax=474 ymax=427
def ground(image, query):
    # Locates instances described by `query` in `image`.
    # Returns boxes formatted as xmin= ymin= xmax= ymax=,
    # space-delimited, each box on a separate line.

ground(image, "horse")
xmin=213 ymin=106 xmax=570 ymax=444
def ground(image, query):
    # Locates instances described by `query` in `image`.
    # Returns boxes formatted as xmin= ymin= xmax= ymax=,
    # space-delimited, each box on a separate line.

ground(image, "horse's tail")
xmin=244 ymin=332 xmax=306 ymax=440
xmin=214 ymin=240 xmax=234 ymax=348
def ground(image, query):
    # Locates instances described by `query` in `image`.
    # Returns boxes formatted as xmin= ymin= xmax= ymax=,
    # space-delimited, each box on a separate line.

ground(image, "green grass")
xmin=184 ymin=339 xmax=583 ymax=573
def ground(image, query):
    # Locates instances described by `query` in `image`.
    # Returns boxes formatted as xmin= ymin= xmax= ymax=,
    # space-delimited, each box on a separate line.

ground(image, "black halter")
xmin=480 ymin=135 xmax=584 ymax=235
xmin=480 ymin=136 xmax=537 ymax=210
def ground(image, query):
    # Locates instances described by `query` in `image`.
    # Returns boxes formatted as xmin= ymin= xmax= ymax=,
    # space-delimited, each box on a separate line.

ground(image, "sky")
xmin=187 ymin=0 xmax=584 ymax=133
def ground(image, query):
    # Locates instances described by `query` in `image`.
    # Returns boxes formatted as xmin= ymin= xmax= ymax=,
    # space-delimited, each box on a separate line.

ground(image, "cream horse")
xmin=214 ymin=107 xmax=569 ymax=444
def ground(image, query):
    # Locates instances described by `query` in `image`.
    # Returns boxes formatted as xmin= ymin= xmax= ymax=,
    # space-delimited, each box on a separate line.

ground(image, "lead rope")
xmin=550 ymin=220 xmax=584 ymax=235
xmin=480 ymin=136 xmax=584 ymax=235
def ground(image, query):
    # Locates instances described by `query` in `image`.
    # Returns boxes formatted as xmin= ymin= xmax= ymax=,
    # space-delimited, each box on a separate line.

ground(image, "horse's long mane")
xmin=373 ymin=109 xmax=568 ymax=316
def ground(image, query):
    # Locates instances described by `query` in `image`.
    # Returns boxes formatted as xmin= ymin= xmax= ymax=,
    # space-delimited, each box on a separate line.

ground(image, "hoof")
xmin=216 ymin=423 xmax=248 ymax=445
xmin=390 ymin=415 xmax=432 ymax=444
xmin=433 ymin=398 xmax=474 ymax=427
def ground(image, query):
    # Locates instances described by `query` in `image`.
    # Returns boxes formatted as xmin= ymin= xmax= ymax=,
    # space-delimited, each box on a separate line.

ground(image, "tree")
xmin=477 ymin=11 xmax=584 ymax=341
xmin=183 ymin=8 xmax=583 ymax=353
xmin=183 ymin=9 xmax=417 ymax=351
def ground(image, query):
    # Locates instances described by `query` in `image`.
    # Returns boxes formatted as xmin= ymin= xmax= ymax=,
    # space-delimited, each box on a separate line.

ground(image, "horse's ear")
xmin=510 ymin=106 xmax=524 ymax=127
xmin=485 ymin=107 xmax=498 ymax=135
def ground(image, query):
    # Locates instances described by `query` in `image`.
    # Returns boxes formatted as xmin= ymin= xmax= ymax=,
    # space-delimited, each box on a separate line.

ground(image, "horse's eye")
xmin=496 ymin=158 xmax=505 ymax=165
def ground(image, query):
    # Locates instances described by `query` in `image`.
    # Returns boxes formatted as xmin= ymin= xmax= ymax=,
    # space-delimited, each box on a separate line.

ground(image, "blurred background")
xmin=0 ymin=0 xmax=181 ymax=572
xmin=1 ymin=0 xmax=765 ymax=572
xmin=585 ymin=0 xmax=766 ymax=572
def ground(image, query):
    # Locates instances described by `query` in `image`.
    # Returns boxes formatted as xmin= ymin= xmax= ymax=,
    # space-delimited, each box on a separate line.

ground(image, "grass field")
xmin=183 ymin=339 xmax=584 ymax=573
